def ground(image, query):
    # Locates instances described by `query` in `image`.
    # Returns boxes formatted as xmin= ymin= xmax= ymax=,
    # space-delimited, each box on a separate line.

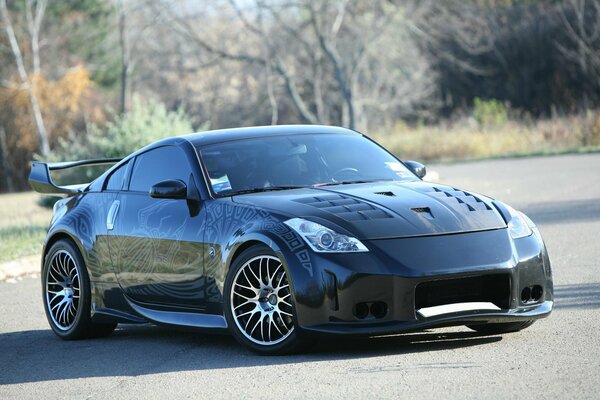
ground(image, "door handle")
xmin=106 ymin=200 xmax=120 ymax=231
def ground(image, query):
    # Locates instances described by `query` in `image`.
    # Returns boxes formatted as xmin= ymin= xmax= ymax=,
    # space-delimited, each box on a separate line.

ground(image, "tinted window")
xmin=197 ymin=134 xmax=416 ymax=195
xmin=129 ymin=146 xmax=192 ymax=193
xmin=105 ymin=161 xmax=130 ymax=191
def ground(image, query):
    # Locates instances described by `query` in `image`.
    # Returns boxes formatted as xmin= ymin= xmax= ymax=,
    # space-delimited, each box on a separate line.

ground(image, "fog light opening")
xmin=531 ymin=285 xmax=543 ymax=301
xmin=521 ymin=287 xmax=531 ymax=303
xmin=370 ymin=302 xmax=388 ymax=319
xmin=354 ymin=303 xmax=369 ymax=319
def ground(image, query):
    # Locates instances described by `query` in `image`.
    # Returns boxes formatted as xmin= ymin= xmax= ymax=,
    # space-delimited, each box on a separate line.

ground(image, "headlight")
xmin=506 ymin=205 xmax=533 ymax=239
xmin=284 ymin=218 xmax=369 ymax=253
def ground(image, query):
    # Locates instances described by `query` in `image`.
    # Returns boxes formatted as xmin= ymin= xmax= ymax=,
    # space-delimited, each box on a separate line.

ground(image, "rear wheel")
xmin=467 ymin=320 xmax=534 ymax=335
xmin=224 ymin=245 xmax=305 ymax=355
xmin=43 ymin=239 xmax=116 ymax=340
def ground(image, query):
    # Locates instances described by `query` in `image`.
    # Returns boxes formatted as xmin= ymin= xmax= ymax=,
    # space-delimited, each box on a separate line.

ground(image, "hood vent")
xmin=430 ymin=186 xmax=492 ymax=212
xmin=412 ymin=206 xmax=434 ymax=219
xmin=294 ymin=194 xmax=393 ymax=221
xmin=412 ymin=207 xmax=431 ymax=213
xmin=375 ymin=191 xmax=395 ymax=197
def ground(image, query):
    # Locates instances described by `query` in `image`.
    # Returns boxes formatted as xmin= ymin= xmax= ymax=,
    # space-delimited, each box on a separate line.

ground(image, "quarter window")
xmin=129 ymin=146 xmax=192 ymax=193
xmin=105 ymin=161 xmax=130 ymax=191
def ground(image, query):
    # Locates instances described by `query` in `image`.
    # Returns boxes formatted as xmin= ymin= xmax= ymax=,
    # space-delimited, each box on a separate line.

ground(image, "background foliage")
xmin=1 ymin=0 xmax=600 ymax=192
xmin=48 ymin=96 xmax=197 ymax=161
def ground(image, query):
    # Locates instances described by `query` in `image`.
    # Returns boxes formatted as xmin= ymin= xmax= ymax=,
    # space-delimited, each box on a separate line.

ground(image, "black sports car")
xmin=29 ymin=125 xmax=553 ymax=354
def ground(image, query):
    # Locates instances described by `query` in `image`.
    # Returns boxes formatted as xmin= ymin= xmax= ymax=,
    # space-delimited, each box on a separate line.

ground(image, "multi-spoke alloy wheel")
xmin=225 ymin=245 xmax=305 ymax=354
xmin=230 ymin=255 xmax=294 ymax=345
xmin=42 ymin=239 xmax=116 ymax=340
xmin=46 ymin=250 xmax=80 ymax=330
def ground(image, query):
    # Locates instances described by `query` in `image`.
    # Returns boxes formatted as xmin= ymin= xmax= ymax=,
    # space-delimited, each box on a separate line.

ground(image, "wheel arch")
xmin=222 ymin=230 xmax=316 ymax=309
xmin=224 ymin=231 xmax=289 ymax=271
xmin=43 ymin=230 xmax=87 ymax=270
xmin=228 ymin=240 xmax=266 ymax=267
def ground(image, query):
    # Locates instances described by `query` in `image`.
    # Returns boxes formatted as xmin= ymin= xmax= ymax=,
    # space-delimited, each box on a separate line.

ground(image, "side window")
xmin=129 ymin=146 xmax=192 ymax=193
xmin=105 ymin=161 xmax=130 ymax=191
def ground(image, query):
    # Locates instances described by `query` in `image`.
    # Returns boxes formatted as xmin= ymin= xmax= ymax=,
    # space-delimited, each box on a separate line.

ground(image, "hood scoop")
xmin=375 ymin=191 xmax=395 ymax=197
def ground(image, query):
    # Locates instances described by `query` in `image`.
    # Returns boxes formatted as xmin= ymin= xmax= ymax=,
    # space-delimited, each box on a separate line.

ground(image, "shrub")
xmin=473 ymin=98 xmax=508 ymax=128
xmin=48 ymin=96 xmax=199 ymax=161
xmin=38 ymin=97 xmax=204 ymax=206
xmin=37 ymin=195 xmax=61 ymax=209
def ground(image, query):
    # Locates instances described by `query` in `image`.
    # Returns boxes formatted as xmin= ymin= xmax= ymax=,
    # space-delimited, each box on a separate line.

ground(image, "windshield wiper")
xmin=313 ymin=179 xmax=394 ymax=187
xmin=225 ymin=185 xmax=305 ymax=196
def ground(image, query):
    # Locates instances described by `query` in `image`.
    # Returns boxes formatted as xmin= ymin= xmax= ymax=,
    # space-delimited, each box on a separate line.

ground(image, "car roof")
xmin=182 ymin=124 xmax=360 ymax=147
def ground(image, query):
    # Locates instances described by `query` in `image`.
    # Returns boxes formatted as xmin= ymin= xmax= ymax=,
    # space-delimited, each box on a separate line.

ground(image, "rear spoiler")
xmin=29 ymin=158 xmax=122 ymax=195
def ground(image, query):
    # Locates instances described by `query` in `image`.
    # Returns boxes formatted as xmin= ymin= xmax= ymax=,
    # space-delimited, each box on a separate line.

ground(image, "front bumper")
xmin=282 ymin=227 xmax=553 ymax=335
xmin=303 ymin=301 xmax=553 ymax=336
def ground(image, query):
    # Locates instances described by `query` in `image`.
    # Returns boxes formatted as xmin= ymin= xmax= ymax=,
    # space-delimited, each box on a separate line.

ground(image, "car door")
xmin=107 ymin=145 xmax=207 ymax=307
xmin=92 ymin=159 xmax=132 ymax=282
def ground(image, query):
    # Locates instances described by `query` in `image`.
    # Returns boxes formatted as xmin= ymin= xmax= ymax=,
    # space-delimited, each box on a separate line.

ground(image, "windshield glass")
xmin=197 ymin=133 xmax=416 ymax=195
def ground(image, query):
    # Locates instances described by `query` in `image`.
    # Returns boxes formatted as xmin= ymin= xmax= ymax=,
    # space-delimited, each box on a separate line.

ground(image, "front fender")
xmin=229 ymin=225 xmax=341 ymax=329
xmin=203 ymin=199 xmax=327 ymax=325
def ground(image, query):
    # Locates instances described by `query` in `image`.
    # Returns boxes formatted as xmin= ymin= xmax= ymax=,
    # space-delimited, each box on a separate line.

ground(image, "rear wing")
xmin=29 ymin=158 xmax=122 ymax=195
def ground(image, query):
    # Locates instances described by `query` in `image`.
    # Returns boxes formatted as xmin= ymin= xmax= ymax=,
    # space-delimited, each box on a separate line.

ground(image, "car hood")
xmin=232 ymin=181 xmax=507 ymax=240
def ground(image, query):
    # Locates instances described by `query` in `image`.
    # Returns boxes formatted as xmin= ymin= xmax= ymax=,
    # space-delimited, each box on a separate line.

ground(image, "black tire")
xmin=42 ymin=239 xmax=117 ymax=340
xmin=224 ymin=245 xmax=306 ymax=355
xmin=467 ymin=320 xmax=535 ymax=335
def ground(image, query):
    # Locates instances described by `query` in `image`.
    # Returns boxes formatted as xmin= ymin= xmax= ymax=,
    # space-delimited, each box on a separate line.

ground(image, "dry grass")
xmin=372 ymin=111 xmax=600 ymax=161
xmin=1 ymin=112 xmax=600 ymax=263
xmin=0 ymin=192 xmax=52 ymax=263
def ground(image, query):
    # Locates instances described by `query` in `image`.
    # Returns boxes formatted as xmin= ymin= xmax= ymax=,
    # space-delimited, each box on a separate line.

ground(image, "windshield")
xmin=197 ymin=133 xmax=416 ymax=196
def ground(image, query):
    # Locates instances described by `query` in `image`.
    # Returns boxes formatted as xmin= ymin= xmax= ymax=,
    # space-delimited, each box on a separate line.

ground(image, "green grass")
xmin=0 ymin=192 xmax=52 ymax=263
xmin=0 ymin=225 xmax=47 ymax=263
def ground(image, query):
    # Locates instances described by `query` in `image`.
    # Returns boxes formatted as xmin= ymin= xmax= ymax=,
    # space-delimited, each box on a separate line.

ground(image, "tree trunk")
xmin=118 ymin=2 xmax=129 ymax=114
xmin=0 ymin=0 xmax=50 ymax=156
xmin=0 ymin=125 xmax=14 ymax=192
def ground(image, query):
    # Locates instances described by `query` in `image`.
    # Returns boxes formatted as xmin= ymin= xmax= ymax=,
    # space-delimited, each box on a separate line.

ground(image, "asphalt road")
xmin=1 ymin=153 xmax=599 ymax=399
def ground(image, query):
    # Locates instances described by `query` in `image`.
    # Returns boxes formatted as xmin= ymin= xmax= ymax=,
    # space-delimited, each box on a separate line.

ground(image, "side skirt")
xmin=124 ymin=297 xmax=229 ymax=330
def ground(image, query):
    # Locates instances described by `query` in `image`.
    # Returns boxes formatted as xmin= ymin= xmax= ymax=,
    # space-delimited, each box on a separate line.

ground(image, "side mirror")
xmin=405 ymin=160 xmax=426 ymax=179
xmin=150 ymin=179 xmax=187 ymax=199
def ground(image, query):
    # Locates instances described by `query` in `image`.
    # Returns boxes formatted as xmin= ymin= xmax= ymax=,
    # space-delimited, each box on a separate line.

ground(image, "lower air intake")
xmin=415 ymin=274 xmax=511 ymax=311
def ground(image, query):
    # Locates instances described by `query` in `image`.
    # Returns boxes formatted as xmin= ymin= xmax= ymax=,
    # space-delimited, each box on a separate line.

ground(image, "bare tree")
xmin=158 ymin=0 xmax=320 ymax=125
xmin=117 ymin=0 xmax=131 ymax=114
xmin=558 ymin=0 xmax=600 ymax=106
xmin=0 ymin=0 xmax=50 ymax=156
xmin=155 ymin=0 xmax=423 ymax=129
xmin=115 ymin=0 xmax=161 ymax=114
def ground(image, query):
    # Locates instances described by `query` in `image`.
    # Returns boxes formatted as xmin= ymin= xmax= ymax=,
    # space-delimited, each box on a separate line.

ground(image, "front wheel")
xmin=43 ymin=239 xmax=116 ymax=340
xmin=224 ymin=245 xmax=306 ymax=355
xmin=467 ymin=320 xmax=535 ymax=335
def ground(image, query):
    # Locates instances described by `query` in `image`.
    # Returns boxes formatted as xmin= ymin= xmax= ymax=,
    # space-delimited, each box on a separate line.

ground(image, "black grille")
xmin=415 ymin=274 xmax=511 ymax=310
